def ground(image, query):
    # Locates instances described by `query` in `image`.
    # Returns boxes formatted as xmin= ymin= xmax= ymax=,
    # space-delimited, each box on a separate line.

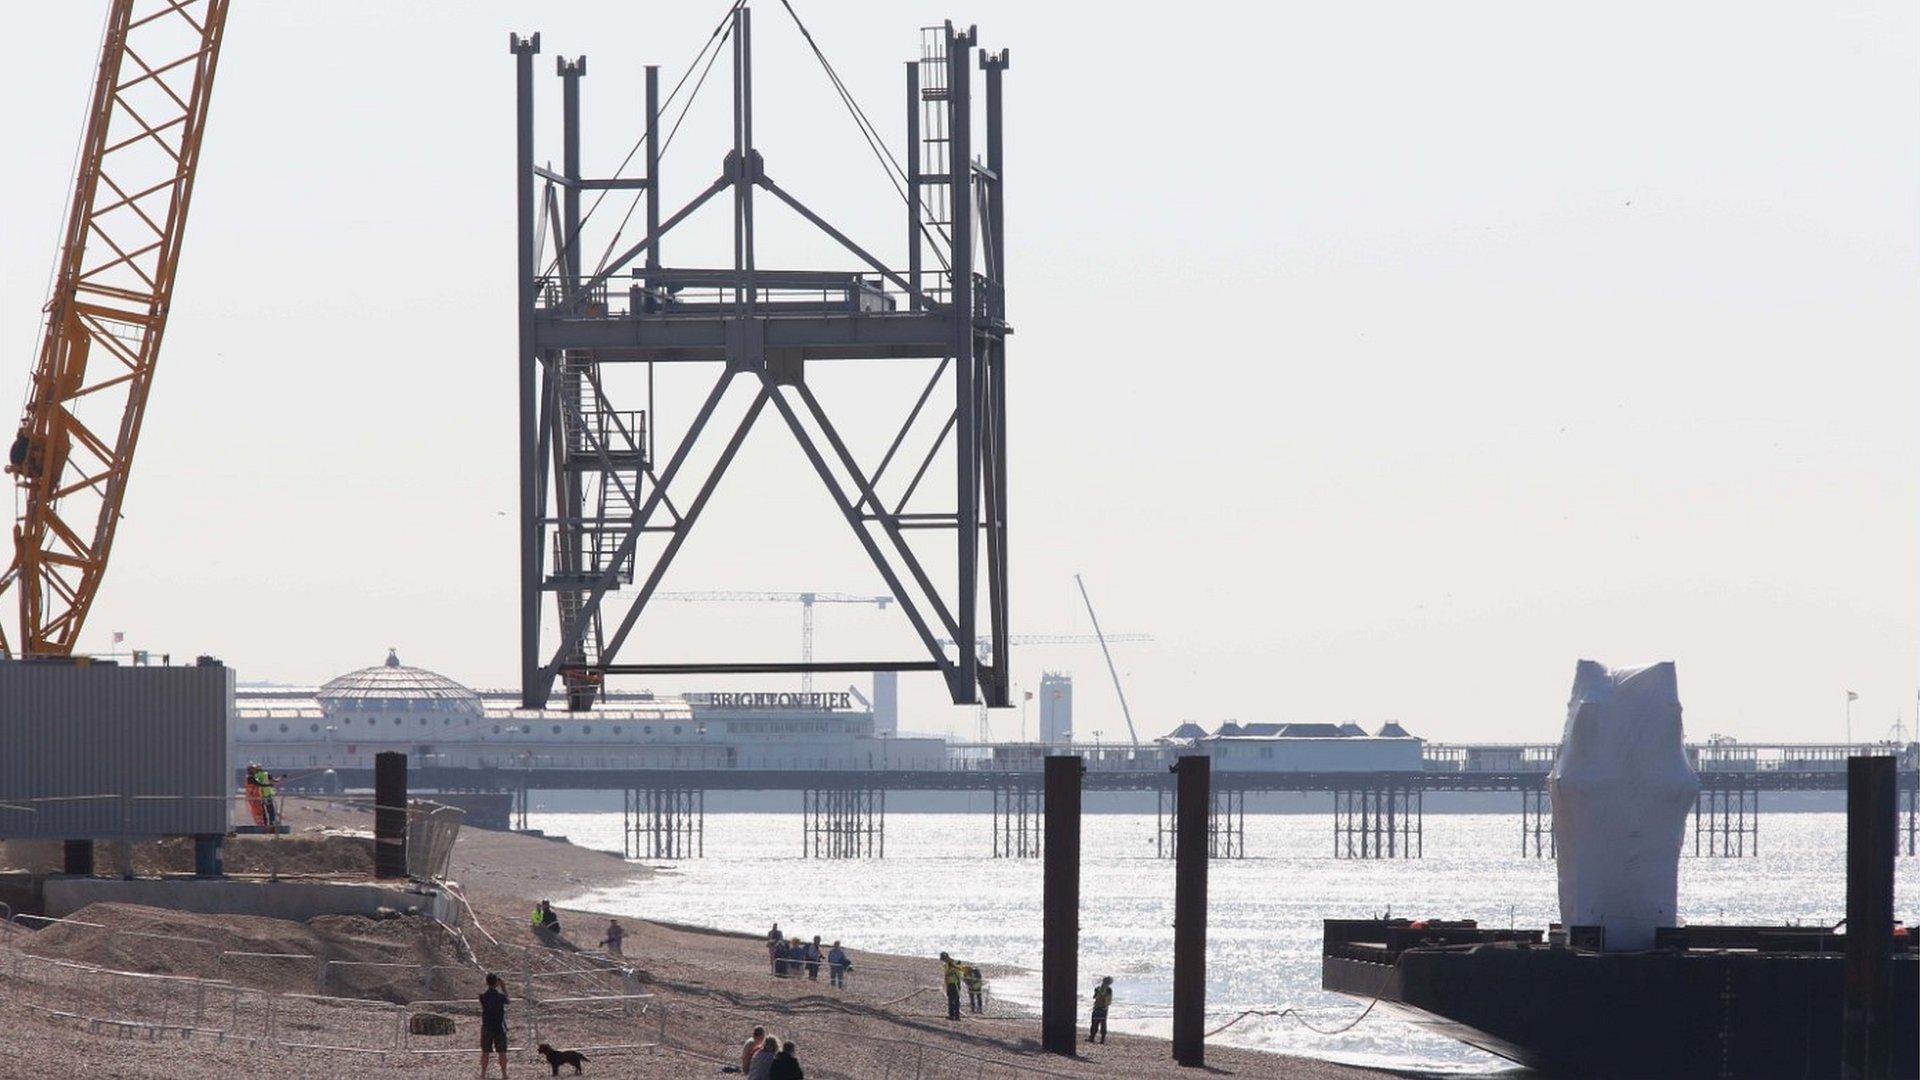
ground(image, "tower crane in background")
xmin=1076 ymin=573 xmax=1140 ymax=746
xmin=941 ymin=632 xmax=1152 ymax=655
xmin=0 ymin=0 xmax=230 ymax=657
xmin=652 ymin=591 xmax=893 ymax=691
xmin=949 ymin=630 xmax=1153 ymax=743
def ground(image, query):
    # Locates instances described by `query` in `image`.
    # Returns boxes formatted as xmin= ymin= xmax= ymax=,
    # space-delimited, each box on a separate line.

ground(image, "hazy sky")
xmin=3 ymin=1 xmax=1915 ymax=745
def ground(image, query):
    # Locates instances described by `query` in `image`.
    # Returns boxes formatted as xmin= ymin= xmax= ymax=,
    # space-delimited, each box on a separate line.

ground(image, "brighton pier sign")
xmin=688 ymin=691 xmax=855 ymax=711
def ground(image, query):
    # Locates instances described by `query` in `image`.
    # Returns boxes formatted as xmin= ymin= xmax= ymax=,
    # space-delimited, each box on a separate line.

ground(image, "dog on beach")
xmin=536 ymin=1043 xmax=588 ymax=1075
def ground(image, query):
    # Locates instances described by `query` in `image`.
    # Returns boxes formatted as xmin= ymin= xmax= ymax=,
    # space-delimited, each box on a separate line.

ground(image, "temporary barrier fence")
xmin=527 ymin=992 xmax=655 ymax=1052
xmin=270 ymin=991 xmax=403 ymax=1054
xmin=654 ymin=999 xmax=1071 ymax=1080
xmin=8 ymin=952 xmax=248 ymax=1041
xmin=321 ymin=959 xmax=482 ymax=998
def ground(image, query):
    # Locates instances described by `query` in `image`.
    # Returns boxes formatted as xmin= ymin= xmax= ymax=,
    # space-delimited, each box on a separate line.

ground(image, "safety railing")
xmin=535 ymin=269 xmax=913 ymax=320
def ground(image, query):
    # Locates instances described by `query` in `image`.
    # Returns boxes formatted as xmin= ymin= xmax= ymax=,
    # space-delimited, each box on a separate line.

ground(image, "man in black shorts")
xmin=479 ymin=972 xmax=510 ymax=1078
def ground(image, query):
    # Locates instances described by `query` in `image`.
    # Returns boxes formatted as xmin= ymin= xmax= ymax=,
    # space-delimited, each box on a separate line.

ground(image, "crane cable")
xmin=541 ymin=0 xmax=746 ymax=282
xmin=773 ymin=0 xmax=954 ymax=271
xmin=589 ymin=7 xmax=737 ymax=277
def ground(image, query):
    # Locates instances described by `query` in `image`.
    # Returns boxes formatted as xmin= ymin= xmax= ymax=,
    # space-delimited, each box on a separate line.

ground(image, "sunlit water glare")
xmin=527 ymin=810 xmax=1915 ymax=1075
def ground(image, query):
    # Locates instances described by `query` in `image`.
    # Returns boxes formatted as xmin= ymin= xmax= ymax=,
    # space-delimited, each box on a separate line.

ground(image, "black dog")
xmin=536 ymin=1043 xmax=588 ymax=1075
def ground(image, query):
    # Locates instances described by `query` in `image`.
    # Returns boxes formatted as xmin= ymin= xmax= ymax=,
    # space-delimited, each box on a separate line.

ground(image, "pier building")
xmin=235 ymin=651 xmax=948 ymax=774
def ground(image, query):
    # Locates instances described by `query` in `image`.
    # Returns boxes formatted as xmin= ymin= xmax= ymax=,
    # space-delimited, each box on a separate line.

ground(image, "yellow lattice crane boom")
xmin=0 ymin=0 xmax=229 ymax=657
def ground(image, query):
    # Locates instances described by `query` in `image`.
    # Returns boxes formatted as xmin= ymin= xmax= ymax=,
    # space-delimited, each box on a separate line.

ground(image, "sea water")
xmin=528 ymin=810 xmax=1917 ymax=1075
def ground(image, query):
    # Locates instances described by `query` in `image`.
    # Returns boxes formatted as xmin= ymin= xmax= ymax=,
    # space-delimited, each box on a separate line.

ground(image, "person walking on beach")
xmin=805 ymin=935 xmax=823 ymax=980
xmin=964 ymin=963 xmax=985 ymax=1013
xmin=940 ymin=952 xmax=963 ymax=1020
xmin=747 ymin=1035 xmax=779 ymax=1080
xmin=477 ymin=972 xmax=510 ymax=1078
xmin=741 ymin=1026 xmax=767 ymax=1075
xmin=770 ymin=1039 xmax=805 ymax=1080
xmin=827 ymin=941 xmax=850 ymax=988
xmin=1088 ymin=975 xmax=1113 ymax=1044
xmin=599 ymin=918 xmax=625 ymax=957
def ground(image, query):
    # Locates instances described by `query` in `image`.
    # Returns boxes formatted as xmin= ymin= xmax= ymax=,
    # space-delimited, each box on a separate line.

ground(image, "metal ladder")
xmin=918 ymin=27 xmax=954 ymax=303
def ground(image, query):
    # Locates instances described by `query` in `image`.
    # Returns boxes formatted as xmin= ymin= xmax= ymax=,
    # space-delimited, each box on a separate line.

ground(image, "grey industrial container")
xmin=0 ymin=661 xmax=234 ymax=839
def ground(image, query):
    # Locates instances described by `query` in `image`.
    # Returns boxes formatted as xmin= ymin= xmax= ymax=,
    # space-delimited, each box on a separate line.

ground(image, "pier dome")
xmin=317 ymin=649 xmax=484 ymax=721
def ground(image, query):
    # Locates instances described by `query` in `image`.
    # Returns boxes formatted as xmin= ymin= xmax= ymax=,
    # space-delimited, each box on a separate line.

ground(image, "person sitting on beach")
xmin=770 ymin=1039 xmax=805 ymax=1080
xmin=747 ymin=1035 xmax=778 ymax=1080
xmin=827 ymin=941 xmax=851 ymax=988
xmin=741 ymin=1025 xmax=766 ymax=1075
xmin=532 ymin=899 xmax=562 ymax=943
xmin=805 ymin=935 xmax=823 ymax=980
xmin=599 ymin=918 xmax=625 ymax=957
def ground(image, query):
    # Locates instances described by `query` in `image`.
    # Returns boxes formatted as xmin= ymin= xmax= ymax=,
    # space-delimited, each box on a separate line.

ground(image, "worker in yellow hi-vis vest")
xmin=1089 ymin=976 xmax=1113 ymax=1043
xmin=940 ymin=952 xmax=963 ymax=1020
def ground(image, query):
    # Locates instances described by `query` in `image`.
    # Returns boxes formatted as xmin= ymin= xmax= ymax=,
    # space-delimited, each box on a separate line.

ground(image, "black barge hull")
xmin=1322 ymin=919 xmax=1917 ymax=1079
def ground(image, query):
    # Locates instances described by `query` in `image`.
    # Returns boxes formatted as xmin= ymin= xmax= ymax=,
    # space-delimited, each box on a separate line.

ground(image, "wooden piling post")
xmin=1842 ymin=755 xmax=1894 ymax=1079
xmin=373 ymin=751 xmax=408 ymax=879
xmin=1041 ymin=755 xmax=1082 ymax=1054
xmin=1173 ymin=754 xmax=1209 ymax=1066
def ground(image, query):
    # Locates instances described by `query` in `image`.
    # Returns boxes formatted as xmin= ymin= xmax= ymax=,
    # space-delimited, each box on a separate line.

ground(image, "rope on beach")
xmin=1204 ymin=962 xmax=1396 ymax=1038
xmin=875 ymin=985 xmax=940 ymax=1008
xmin=1203 ymin=997 xmax=1381 ymax=1038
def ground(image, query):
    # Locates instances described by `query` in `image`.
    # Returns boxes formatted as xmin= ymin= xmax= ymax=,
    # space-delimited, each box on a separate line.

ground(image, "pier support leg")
xmin=1692 ymin=784 xmax=1759 ymax=857
xmin=192 ymin=835 xmax=223 ymax=879
xmin=1902 ymin=783 xmax=1916 ymax=858
xmin=994 ymin=782 xmax=1041 ymax=857
xmin=1041 ymin=755 xmax=1082 ymax=1055
xmin=628 ymin=787 xmax=703 ymax=859
xmin=1172 ymin=755 xmax=1208 ymax=1067
xmin=1334 ymin=785 xmax=1422 ymax=859
xmin=374 ymin=751 xmax=408 ymax=879
xmin=1521 ymin=787 xmax=1555 ymax=858
xmin=62 ymin=839 xmax=93 ymax=876
xmin=803 ymin=788 xmax=883 ymax=858
xmin=1159 ymin=784 xmax=1246 ymax=859
xmin=1842 ymin=755 xmax=1894 ymax=1080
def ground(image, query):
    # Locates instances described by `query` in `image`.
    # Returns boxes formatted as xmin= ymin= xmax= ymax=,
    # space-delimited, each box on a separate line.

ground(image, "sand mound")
xmin=20 ymin=902 xmax=470 ymax=1001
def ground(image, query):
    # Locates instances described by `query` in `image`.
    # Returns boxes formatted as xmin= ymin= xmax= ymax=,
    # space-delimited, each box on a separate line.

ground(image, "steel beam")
xmin=980 ymin=48 xmax=1011 ymax=707
xmin=532 ymin=311 xmax=960 ymax=357
xmin=947 ymin=21 xmax=979 ymax=706
xmin=513 ymin=32 xmax=544 ymax=708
